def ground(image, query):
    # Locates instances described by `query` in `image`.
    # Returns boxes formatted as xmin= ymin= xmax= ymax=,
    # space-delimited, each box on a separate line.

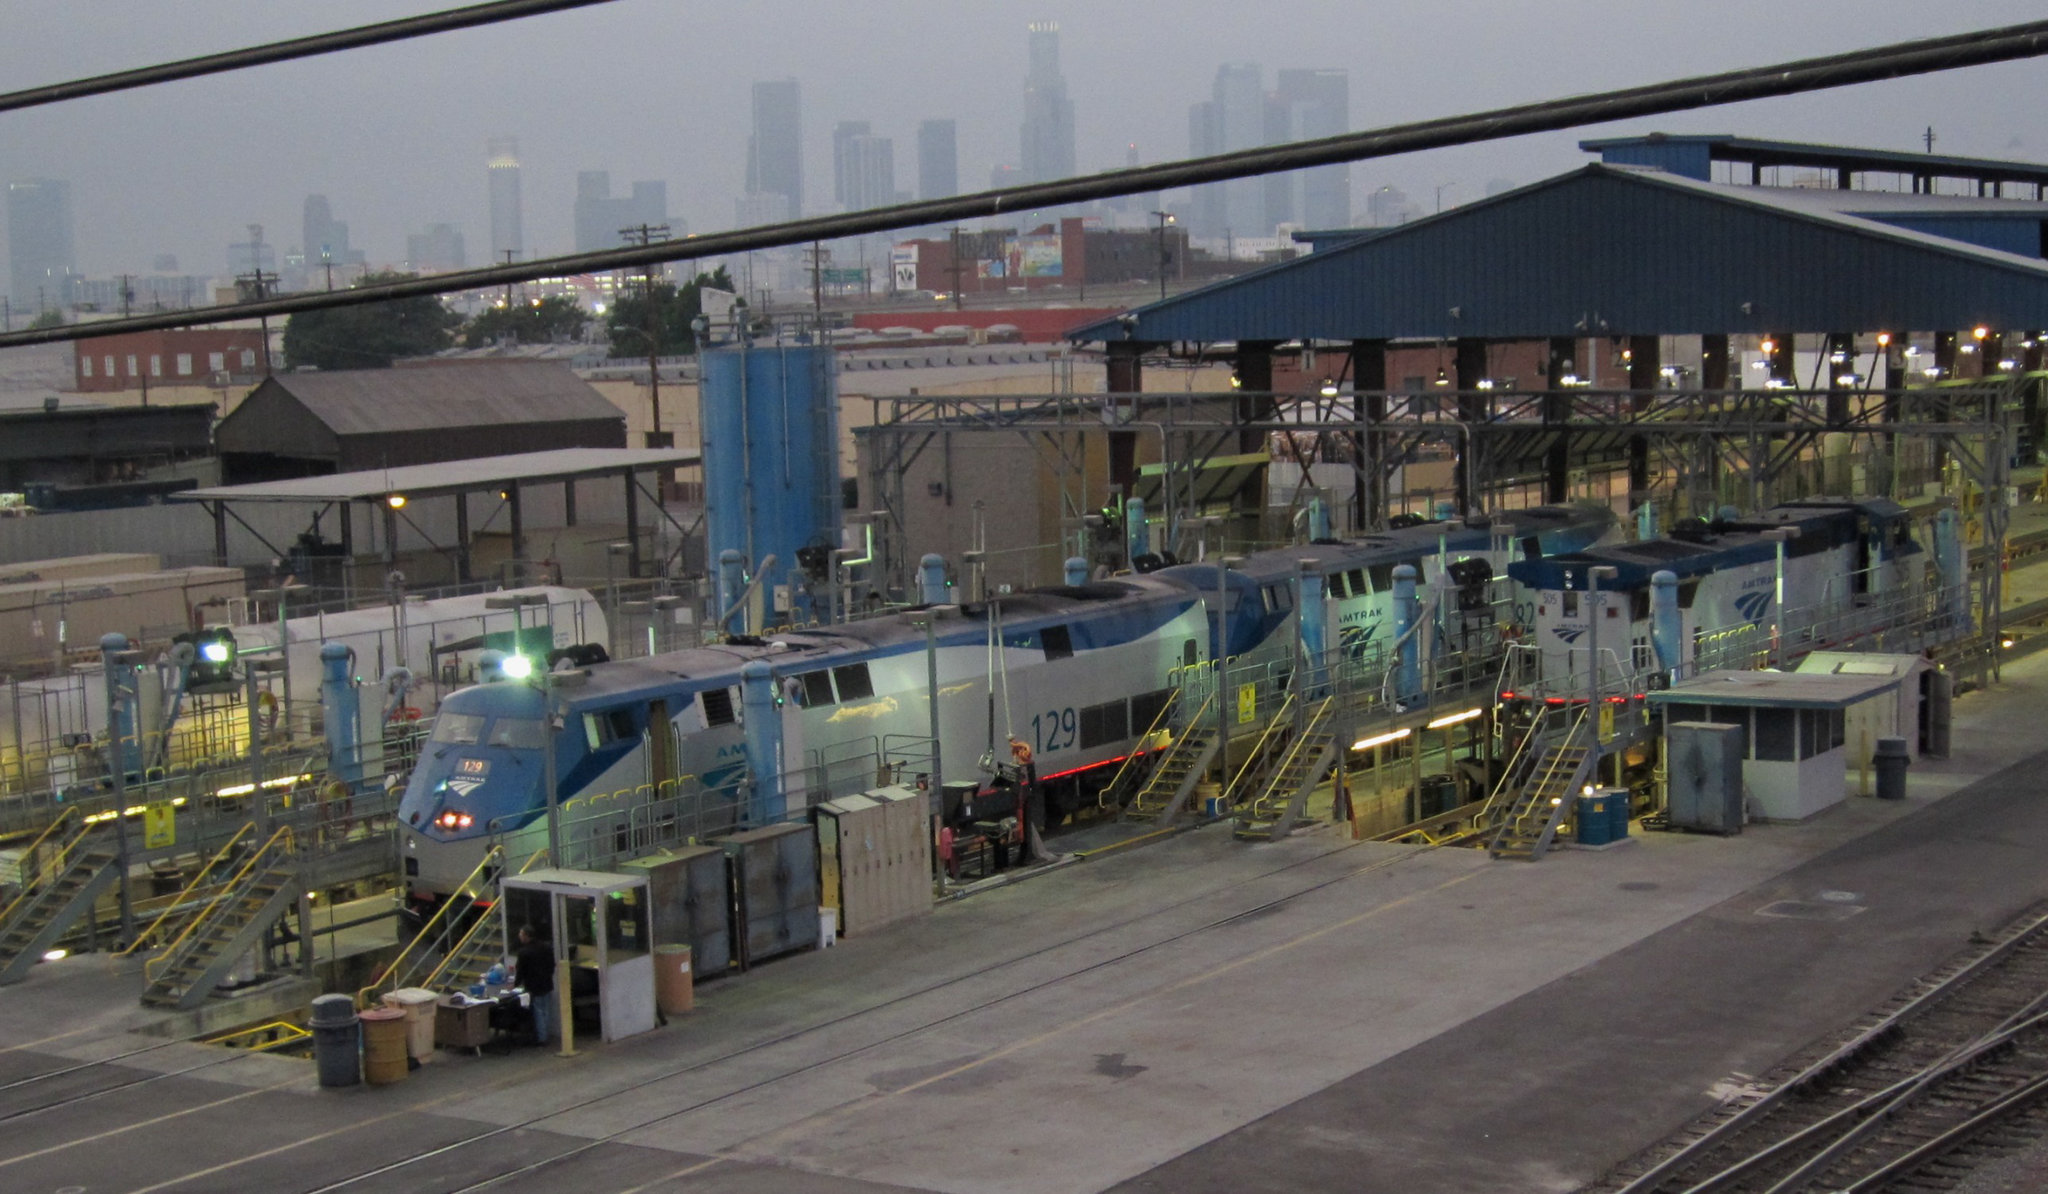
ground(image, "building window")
xmin=127 ymin=355 xmax=138 ymax=377
xmin=81 ymin=356 xmax=93 ymax=378
xmin=150 ymin=355 xmax=162 ymax=378
xmin=240 ymin=349 xmax=256 ymax=368
xmin=208 ymin=352 xmax=225 ymax=372
xmin=103 ymin=355 xmax=115 ymax=378
xmin=175 ymin=353 xmax=192 ymax=376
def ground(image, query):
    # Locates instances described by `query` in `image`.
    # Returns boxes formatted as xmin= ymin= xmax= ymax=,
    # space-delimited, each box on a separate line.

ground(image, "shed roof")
xmin=1579 ymin=133 xmax=2048 ymax=188
xmin=233 ymin=360 xmax=622 ymax=438
xmin=1070 ymin=163 xmax=2048 ymax=344
xmin=1647 ymin=668 xmax=1899 ymax=710
xmin=174 ymin=447 xmax=697 ymax=504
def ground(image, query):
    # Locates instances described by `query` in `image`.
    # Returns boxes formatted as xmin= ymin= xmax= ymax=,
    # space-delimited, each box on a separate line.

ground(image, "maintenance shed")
xmin=1649 ymin=667 xmax=1905 ymax=821
xmin=215 ymin=360 xmax=625 ymax=484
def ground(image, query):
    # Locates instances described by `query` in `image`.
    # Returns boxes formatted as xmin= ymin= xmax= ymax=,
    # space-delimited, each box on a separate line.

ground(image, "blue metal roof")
xmin=1579 ymin=133 xmax=2048 ymax=188
xmin=1069 ymin=163 xmax=2048 ymax=344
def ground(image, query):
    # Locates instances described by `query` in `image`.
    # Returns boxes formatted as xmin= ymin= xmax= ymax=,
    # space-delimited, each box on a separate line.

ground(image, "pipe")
xmin=1650 ymin=570 xmax=1682 ymax=674
xmin=718 ymin=553 xmax=780 ymax=635
xmin=1297 ymin=561 xmax=1327 ymax=695
xmin=740 ymin=660 xmax=783 ymax=824
xmin=1064 ymin=557 xmax=1090 ymax=586
xmin=320 ymin=642 xmax=363 ymax=795
xmin=1392 ymin=563 xmax=1421 ymax=705
xmin=919 ymin=554 xmax=948 ymax=606
xmin=1307 ymin=497 xmax=1331 ymax=542
xmin=381 ymin=667 xmax=415 ymax=722
xmin=716 ymin=549 xmax=746 ymax=629
xmin=1635 ymin=501 xmax=1658 ymax=541
xmin=1125 ymin=497 xmax=1147 ymax=567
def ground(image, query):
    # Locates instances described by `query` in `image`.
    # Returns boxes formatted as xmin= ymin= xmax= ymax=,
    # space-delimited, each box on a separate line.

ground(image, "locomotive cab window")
xmin=700 ymin=687 xmax=736 ymax=727
xmin=1040 ymin=625 xmax=1073 ymax=660
xmin=832 ymin=663 xmax=874 ymax=700
xmin=487 ymin=717 xmax=546 ymax=749
xmin=800 ymin=671 xmax=836 ymax=707
xmin=430 ymin=712 xmax=484 ymax=745
xmin=583 ymin=708 xmax=637 ymax=750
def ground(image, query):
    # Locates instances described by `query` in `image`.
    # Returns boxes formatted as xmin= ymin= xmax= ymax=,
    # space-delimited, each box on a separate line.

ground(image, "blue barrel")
xmin=1575 ymin=793 xmax=1613 ymax=846
xmin=1609 ymin=789 xmax=1632 ymax=840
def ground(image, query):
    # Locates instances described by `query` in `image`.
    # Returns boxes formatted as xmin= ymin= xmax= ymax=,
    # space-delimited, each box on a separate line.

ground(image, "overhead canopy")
xmin=1070 ymin=163 xmax=2048 ymax=344
xmin=173 ymin=447 xmax=698 ymax=505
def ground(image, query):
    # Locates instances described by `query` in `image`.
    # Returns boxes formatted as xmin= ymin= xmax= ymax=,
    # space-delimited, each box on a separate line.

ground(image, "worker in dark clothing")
xmin=514 ymin=925 xmax=556 ymax=1045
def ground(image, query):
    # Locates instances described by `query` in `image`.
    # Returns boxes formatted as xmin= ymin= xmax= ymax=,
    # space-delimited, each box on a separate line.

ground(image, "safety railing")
xmin=143 ymin=824 xmax=295 ymax=987
xmin=1221 ymin=691 xmax=1296 ymax=808
xmin=116 ymin=822 xmax=258 ymax=958
xmin=1098 ymin=689 xmax=1193 ymax=811
xmin=201 ymin=1020 xmax=312 ymax=1054
xmin=0 ymin=807 xmax=85 ymax=928
xmin=357 ymin=844 xmax=505 ymax=1009
xmin=419 ymin=847 xmax=549 ymax=993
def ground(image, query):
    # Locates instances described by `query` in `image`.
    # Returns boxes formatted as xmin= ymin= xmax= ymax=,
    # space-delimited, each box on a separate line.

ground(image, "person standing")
xmin=514 ymin=924 xmax=556 ymax=1046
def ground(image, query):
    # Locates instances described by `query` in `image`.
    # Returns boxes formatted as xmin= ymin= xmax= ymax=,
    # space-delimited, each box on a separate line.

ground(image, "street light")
xmin=1151 ymin=211 xmax=1175 ymax=302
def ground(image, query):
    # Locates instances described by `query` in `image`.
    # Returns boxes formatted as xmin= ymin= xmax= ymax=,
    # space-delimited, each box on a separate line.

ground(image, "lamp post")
xmin=1151 ymin=211 xmax=1175 ymax=302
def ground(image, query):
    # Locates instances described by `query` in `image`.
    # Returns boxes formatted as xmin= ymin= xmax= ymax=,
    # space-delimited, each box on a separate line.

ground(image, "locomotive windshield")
xmin=431 ymin=712 xmax=485 ymax=745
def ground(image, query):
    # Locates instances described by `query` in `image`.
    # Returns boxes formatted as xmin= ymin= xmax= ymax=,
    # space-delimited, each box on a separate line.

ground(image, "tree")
xmin=604 ymin=266 xmax=734 ymax=358
xmin=281 ymin=270 xmax=462 ymax=370
xmin=462 ymin=296 xmax=590 ymax=349
xmin=27 ymin=308 xmax=65 ymax=330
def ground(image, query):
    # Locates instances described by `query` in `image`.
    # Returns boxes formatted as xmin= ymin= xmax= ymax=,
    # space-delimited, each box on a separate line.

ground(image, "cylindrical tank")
xmin=1575 ymin=792 xmax=1613 ymax=845
xmin=702 ymin=346 xmax=841 ymax=629
xmin=1874 ymin=736 xmax=1910 ymax=800
xmin=308 ymin=994 xmax=360 ymax=1088
xmin=717 ymin=549 xmax=746 ymax=629
xmin=1124 ymin=497 xmax=1147 ymax=566
xmin=1064 ymin=557 xmax=1089 ymax=587
xmin=359 ymin=1007 xmax=409 ymax=1085
xmin=654 ymin=944 xmax=695 ymax=1015
xmin=741 ymin=661 xmax=783 ymax=823
xmin=1650 ymin=570 xmax=1682 ymax=673
xmin=1296 ymin=562 xmax=1327 ymax=687
xmin=918 ymin=554 xmax=948 ymax=606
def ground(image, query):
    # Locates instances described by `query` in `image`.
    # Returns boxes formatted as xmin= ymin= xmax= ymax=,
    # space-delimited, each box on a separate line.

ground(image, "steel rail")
xmin=8 ymin=19 xmax=2048 ymax=349
xmin=0 ymin=0 xmax=622 ymax=115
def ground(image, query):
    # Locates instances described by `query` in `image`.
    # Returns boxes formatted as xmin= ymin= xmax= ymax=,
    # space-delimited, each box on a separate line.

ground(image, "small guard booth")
xmin=1649 ymin=668 xmax=1906 ymax=822
xmin=502 ymin=868 xmax=656 ymax=1043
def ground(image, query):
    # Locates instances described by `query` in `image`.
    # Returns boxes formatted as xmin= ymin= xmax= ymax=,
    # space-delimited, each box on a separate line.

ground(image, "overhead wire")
xmin=6 ymin=18 xmax=2048 ymax=351
xmin=0 ymin=0 xmax=624 ymax=115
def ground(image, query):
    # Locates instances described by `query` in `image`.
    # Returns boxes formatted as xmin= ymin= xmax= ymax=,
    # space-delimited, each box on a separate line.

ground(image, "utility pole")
xmin=948 ymin=226 xmax=965 ymax=311
xmin=119 ymin=275 xmax=133 ymax=318
xmin=499 ymin=249 xmax=517 ymax=312
xmin=322 ymin=249 xmax=335 ymax=292
xmin=619 ymin=223 xmax=672 ymax=446
xmin=236 ymin=264 xmax=277 ymax=377
xmin=806 ymin=241 xmax=828 ymax=338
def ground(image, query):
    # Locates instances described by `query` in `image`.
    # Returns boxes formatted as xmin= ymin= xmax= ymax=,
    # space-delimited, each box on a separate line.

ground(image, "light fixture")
xmin=1760 ymin=337 xmax=1777 ymax=354
xmin=1433 ymin=367 xmax=1449 ymax=387
xmin=1959 ymin=342 xmax=1977 ymax=355
xmin=386 ymin=493 xmax=407 ymax=510
xmin=1828 ymin=350 xmax=1847 ymax=364
xmin=1876 ymin=331 xmax=1892 ymax=347
xmin=1973 ymin=324 xmax=1991 ymax=340
xmin=1229 ymin=373 xmax=1242 ymax=389
xmin=1352 ymin=727 xmax=1413 ymax=751
xmin=1999 ymin=359 xmax=2019 ymax=372
xmin=200 ymin=640 xmax=232 ymax=664
xmin=41 ymin=949 xmax=65 ymax=962
xmin=498 ymin=654 xmax=534 ymax=680
xmin=1476 ymin=378 xmax=1496 ymax=390
xmin=1319 ymin=379 xmax=1338 ymax=397
xmin=1425 ymin=707 xmax=1483 ymax=730
xmin=1904 ymin=345 xmax=1921 ymax=357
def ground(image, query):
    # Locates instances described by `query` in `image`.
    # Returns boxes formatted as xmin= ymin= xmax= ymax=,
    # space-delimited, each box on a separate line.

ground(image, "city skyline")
xmin=0 ymin=2 xmax=2043 ymax=287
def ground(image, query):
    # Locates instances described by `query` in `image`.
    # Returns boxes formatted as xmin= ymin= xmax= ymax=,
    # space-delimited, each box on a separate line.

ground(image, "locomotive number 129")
xmin=1032 ymin=707 xmax=1077 ymax=754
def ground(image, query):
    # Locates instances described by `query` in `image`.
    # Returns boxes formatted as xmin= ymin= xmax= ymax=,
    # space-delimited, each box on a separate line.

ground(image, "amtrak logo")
xmin=1551 ymin=626 xmax=1586 ymax=644
xmin=1733 ymin=591 xmax=1773 ymax=625
xmin=446 ymin=776 xmax=485 ymax=797
xmin=1339 ymin=624 xmax=1380 ymax=658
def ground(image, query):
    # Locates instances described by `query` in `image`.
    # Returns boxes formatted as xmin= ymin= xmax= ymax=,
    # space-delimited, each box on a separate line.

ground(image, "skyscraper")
xmin=406 ymin=223 xmax=466 ymax=272
xmin=488 ymin=137 xmax=524 ymax=263
xmin=837 ymin=132 xmax=896 ymax=212
xmin=917 ymin=120 xmax=958 ymax=201
xmin=7 ymin=179 xmax=74 ymax=312
xmin=1188 ymin=64 xmax=1265 ymax=241
xmin=1019 ymin=22 xmax=1075 ymax=185
xmin=1271 ymin=69 xmax=1351 ymax=228
xmin=574 ymin=172 xmax=670 ymax=253
xmin=747 ymin=79 xmax=803 ymax=221
xmin=832 ymin=121 xmax=873 ymax=209
xmin=301 ymin=194 xmax=365 ymax=287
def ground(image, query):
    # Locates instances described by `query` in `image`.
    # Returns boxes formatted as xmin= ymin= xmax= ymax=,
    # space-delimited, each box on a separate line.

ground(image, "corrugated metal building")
xmin=215 ymin=360 xmax=625 ymax=484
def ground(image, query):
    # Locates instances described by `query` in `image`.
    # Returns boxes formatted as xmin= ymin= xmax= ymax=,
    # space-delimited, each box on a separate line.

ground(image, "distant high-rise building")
xmin=300 ymin=194 xmax=366 ymax=288
xmin=488 ymin=137 xmax=524 ymax=262
xmin=1188 ymin=64 xmax=1265 ymax=240
xmin=407 ymin=223 xmax=467 ymax=272
xmin=1270 ymin=69 xmax=1350 ymax=229
xmin=747 ymin=79 xmax=803 ymax=219
xmin=836 ymin=131 xmax=896 ymax=212
xmin=573 ymin=172 xmax=669 ymax=253
xmin=1019 ymin=22 xmax=1075 ymax=185
xmin=918 ymin=119 xmax=958 ymax=201
xmin=7 ymin=178 xmax=75 ymax=312
xmin=1364 ymin=184 xmax=1419 ymax=227
xmin=227 ymin=224 xmax=275 ymax=278
xmin=832 ymin=121 xmax=873 ymax=209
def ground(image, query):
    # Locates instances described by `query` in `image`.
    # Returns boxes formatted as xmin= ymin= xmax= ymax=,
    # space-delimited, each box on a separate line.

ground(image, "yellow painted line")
xmin=124 ymin=1100 xmax=436 ymax=1194
xmin=738 ymin=866 xmax=1486 ymax=1151
xmin=0 ymin=1075 xmax=299 ymax=1171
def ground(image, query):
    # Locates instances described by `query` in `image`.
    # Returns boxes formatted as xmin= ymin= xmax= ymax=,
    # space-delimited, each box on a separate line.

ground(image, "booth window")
xmin=1754 ymin=708 xmax=1796 ymax=761
xmin=605 ymin=888 xmax=648 ymax=963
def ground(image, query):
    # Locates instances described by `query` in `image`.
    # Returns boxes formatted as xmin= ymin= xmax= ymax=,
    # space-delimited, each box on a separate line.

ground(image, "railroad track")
xmin=1593 ymin=904 xmax=2048 ymax=1194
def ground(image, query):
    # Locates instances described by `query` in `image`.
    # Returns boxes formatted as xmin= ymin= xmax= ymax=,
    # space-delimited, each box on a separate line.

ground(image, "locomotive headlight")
xmin=499 ymin=654 xmax=533 ymax=679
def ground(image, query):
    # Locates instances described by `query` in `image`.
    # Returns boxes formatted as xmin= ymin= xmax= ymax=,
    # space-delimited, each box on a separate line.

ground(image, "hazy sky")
xmin=2 ymin=0 xmax=2045 ymax=280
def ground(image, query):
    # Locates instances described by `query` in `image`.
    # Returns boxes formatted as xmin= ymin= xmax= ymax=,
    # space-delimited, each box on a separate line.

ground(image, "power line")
xmin=8 ymin=17 xmax=2048 ymax=351
xmin=0 ymin=0 xmax=624 ymax=115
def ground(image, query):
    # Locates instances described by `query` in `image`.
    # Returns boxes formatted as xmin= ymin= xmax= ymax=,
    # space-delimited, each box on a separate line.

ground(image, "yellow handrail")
xmin=202 ymin=1019 xmax=312 ymax=1053
xmin=144 ymin=825 xmax=294 ymax=986
xmin=420 ymin=848 xmax=549 ymax=993
xmin=1222 ymin=691 xmax=1296 ymax=806
xmin=0 ymin=807 xmax=79 ymax=927
xmin=1255 ymin=695 xmax=1337 ymax=813
xmin=1098 ymin=690 xmax=1193 ymax=810
xmin=116 ymin=822 xmax=257 ymax=957
xmin=355 ymin=844 xmax=504 ymax=1008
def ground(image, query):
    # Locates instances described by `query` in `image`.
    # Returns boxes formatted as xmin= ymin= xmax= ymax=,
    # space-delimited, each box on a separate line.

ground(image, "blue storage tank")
xmin=702 ymin=345 xmax=841 ymax=628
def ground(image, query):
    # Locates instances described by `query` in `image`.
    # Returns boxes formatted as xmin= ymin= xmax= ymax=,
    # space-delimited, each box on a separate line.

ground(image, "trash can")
xmin=382 ymin=987 xmax=441 ymax=1062
xmin=818 ymin=906 xmax=837 ymax=949
xmin=654 ymin=944 xmax=694 ymax=1016
xmin=1874 ymin=736 xmax=1911 ymax=801
xmin=308 ymin=993 xmax=360 ymax=1089
xmin=1575 ymin=792 xmax=1613 ymax=846
xmin=359 ymin=1008 xmax=409 ymax=1085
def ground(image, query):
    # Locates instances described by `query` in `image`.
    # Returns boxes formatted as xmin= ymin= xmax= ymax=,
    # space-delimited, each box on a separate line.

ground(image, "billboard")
xmin=891 ymin=244 xmax=919 ymax=291
xmin=1017 ymin=234 xmax=1063 ymax=278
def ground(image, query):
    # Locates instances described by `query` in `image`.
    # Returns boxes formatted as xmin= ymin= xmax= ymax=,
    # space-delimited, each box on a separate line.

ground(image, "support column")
xmin=1106 ymin=341 xmax=1145 ymax=496
xmin=338 ymin=504 xmax=354 ymax=605
xmin=1235 ymin=340 xmax=1278 ymax=455
xmin=1826 ymin=332 xmax=1856 ymax=425
xmin=1545 ymin=336 xmax=1574 ymax=503
xmin=1982 ymin=330 xmax=2007 ymax=377
xmin=564 ymin=480 xmax=578 ymax=527
xmin=1453 ymin=339 xmax=1488 ymax=516
xmin=455 ymin=492 xmax=472 ymax=583
xmin=624 ymin=470 xmax=642 ymax=579
xmin=1701 ymin=333 xmax=1731 ymax=390
xmin=508 ymin=485 xmax=526 ymax=574
xmin=1934 ymin=331 xmax=1958 ymax=379
xmin=382 ymin=503 xmax=399 ymax=569
xmin=1766 ymin=332 xmax=1795 ymax=388
xmin=1352 ymin=339 xmax=1388 ymax=531
xmin=1627 ymin=335 xmax=1659 ymax=510
xmin=210 ymin=502 xmax=228 ymax=566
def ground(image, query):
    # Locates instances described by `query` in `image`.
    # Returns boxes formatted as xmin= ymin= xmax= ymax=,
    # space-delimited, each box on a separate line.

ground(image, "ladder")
xmin=0 ymin=811 xmax=120 ymax=985
xmin=1233 ymin=695 xmax=1339 ymax=841
xmin=141 ymin=827 xmax=301 ymax=1010
xmin=1120 ymin=694 xmax=1218 ymax=822
xmin=1486 ymin=709 xmax=1597 ymax=861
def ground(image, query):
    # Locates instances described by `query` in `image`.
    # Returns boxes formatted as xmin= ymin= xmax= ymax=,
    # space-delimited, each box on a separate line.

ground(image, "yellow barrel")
xmin=360 ymin=1008 xmax=409 ymax=1085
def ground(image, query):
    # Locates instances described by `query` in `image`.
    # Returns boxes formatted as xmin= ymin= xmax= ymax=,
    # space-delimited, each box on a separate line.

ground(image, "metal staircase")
xmin=141 ymin=827 xmax=301 ymax=1010
xmin=0 ymin=811 xmax=120 ymax=985
xmin=1485 ymin=708 xmax=1597 ymax=861
xmin=116 ymin=823 xmax=257 ymax=963
xmin=359 ymin=846 xmax=503 ymax=1007
xmin=1119 ymin=694 xmax=1218 ymax=822
xmin=419 ymin=848 xmax=547 ymax=996
xmin=1233 ymin=695 xmax=1340 ymax=841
